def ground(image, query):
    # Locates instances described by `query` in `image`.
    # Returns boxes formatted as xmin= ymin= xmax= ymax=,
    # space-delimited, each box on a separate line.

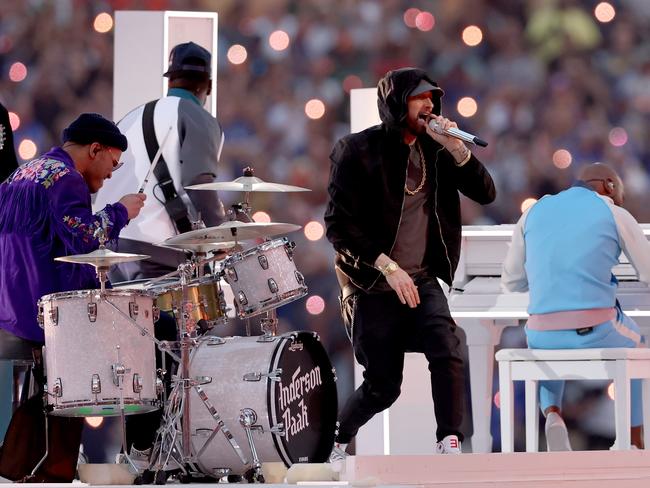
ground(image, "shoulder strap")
xmin=142 ymin=100 xmax=191 ymax=233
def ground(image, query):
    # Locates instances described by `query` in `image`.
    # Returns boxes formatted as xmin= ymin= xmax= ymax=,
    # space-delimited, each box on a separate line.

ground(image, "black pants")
xmin=336 ymin=277 xmax=465 ymax=443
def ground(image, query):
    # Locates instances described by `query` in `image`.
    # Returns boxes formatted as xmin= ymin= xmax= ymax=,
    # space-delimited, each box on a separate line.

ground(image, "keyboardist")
xmin=501 ymin=162 xmax=650 ymax=450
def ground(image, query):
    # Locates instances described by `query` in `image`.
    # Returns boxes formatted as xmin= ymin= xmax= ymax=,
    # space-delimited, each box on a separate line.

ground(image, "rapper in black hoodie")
xmin=324 ymin=67 xmax=496 ymax=455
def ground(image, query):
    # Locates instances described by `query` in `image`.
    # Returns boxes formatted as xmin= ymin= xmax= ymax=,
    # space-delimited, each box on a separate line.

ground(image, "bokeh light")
xmin=457 ymin=97 xmax=478 ymax=117
xmin=609 ymin=127 xmax=628 ymax=147
xmin=520 ymin=197 xmax=538 ymax=213
xmin=595 ymin=2 xmax=616 ymax=23
xmin=8 ymin=111 xmax=20 ymax=131
xmin=462 ymin=25 xmax=483 ymax=46
xmin=305 ymin=99 xmax=326 ymax=119
xmin=403 ymin=8 xmax=420 ymax=28
xmin=552 ymin=149 xmax=572 ymax=169
xmin=253 ymin=211 xmax=271 ymax=223
xmin=85 ymin=417 xmax=104 ymax=428
xmin=607 ymin=382 xmax=615 ymax=400
xmin=415 ymin=11 xmax=435 ymax=31
xmin=494 ymin=391 xmax=500 ymax=409
xmin=304 ymin=221 xmax=324 ymax=241
xmin=306 ymin=295 xmax=325 ymax=315
xmin=227 ymin=44 xmax=247 ymax=65
xmin=342 ymin=74 xmax=363 ymax=93
xmin=269 ymin=30 xmax=290 ymax=51
xmin=18 ymin=139 xmax=37 ymax=160
xmin=9 ymin=62 xmax=27 ymax=82
xmin=93 ymin=13 xmax=114 ymax=33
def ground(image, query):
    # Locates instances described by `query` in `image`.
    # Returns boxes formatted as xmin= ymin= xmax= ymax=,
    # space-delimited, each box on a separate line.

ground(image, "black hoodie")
xmin=324 ymin=67 xmax=496 ymax=291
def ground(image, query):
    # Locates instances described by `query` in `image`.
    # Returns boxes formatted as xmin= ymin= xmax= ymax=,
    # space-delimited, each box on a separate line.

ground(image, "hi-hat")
xmin=185 ymin=176 xmax=310 ymax=193
xmin=55 ymin=247 xmax=150 ymax=267
xmin=157 ymin=241 xmax=238 ymax=253
xmin=164 ymin=221 xmax=301 ymax=246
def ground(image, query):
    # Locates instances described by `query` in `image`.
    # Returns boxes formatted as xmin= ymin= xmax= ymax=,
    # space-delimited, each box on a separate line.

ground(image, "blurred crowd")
xmin=2 ymin=0 xmax=650 ymax=451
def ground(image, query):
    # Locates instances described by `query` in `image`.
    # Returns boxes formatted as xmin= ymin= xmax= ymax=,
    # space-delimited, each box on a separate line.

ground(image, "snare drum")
xmin=188 ymin=331 xmax=337 ymax=475
xmin=38 ymin=289 xmax=158 ymax=417
xmin=222 ymin=238 xmax=308 ymax=318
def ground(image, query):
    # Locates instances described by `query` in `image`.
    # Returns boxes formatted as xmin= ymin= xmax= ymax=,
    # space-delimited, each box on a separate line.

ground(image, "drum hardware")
xmin=48 ymin=306 xmax=59 ymax=325
xmin=87 ymin=302 xmax=98 ymax=322
xmin=259 ymin=313 xmax=279 ymax=341
xmin=51 ymin=378 xmax=62 ymax=397
xmin=133 ymin=374 xmax=144 ymax=394
xmin=269 ymin=424 xmax=286 ymax=436
xmin=91 ymin=374 xmax=101 ymax=395
xmin=239 ymin=408 xmax=264 ymax=483
xmin=205 ymin=336 xmax=226 ymax=346
xmin=114 ymin=345 xmax=139 ymax=473
xmin=128 ymin=301 xmax=139 ymax=318
xmin=243 ymin=369 xmax=282 ymax=382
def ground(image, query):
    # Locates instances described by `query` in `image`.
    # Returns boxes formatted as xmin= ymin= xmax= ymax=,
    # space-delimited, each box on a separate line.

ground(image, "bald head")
xmin=578 ymin=163 xmax=624 ymax=206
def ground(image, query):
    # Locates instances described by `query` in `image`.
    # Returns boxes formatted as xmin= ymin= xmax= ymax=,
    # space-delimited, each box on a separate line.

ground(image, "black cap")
xmin=163 ymin=41 xmax=212 ymax=77
xmin=62 ymin=113 xmax=128 ymax=151
xmin=409 ymin=79 xmax=444 ymax=98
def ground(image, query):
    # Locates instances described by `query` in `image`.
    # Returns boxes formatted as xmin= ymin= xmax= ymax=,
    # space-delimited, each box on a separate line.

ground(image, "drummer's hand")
xmin=118 ymin=193 xmax=146 ymax=220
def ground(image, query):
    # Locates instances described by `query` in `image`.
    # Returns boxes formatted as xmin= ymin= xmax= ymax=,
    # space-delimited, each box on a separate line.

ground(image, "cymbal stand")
xmin=176 ymin=261 xmax=196 ymax=461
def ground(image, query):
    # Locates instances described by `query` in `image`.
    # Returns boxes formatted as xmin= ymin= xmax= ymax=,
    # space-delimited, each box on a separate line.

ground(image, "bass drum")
xmin=189 ymin=332 xmax=337 ymax=476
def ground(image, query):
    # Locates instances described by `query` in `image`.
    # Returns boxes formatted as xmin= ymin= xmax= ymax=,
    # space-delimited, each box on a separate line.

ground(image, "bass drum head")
xmin=269 ymin=332 xmax=338 ymax=466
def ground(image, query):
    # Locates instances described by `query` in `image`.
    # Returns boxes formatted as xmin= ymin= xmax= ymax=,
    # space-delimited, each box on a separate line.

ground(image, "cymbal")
xmin=55 ymin=247 xmax=150 ymax=267
xmin=185 ymin=176 xmax=310 ymax=193
xmin=164 ymin=221 xmax=301 ymax=246
xmin=157 ymin=241 xmax=237 ymax=253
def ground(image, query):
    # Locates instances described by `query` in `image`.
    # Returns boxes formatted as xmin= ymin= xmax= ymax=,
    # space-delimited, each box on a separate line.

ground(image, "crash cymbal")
xmin=185 ymin=176 xmax=310 ymax=193
xmin=164 ymin=221 xmax=301 ymax=246
xmin=55 ymin=247 xmax=150 ymax=267
xmin=157 ymin=241 xmax=238 ymax=253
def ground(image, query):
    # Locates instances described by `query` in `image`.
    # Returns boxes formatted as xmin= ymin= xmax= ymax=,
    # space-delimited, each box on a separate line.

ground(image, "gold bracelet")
xmin=379 ymin=261 xmax=399 ymax=276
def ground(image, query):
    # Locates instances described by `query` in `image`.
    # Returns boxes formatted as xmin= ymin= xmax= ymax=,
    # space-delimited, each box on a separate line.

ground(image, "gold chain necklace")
xmin=404 ymin=141 xmax=427 ymax=195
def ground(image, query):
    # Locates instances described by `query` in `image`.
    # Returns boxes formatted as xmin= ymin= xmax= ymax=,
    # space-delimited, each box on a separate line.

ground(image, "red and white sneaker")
xmin=435 ymin=435 xmax=462 ymax=454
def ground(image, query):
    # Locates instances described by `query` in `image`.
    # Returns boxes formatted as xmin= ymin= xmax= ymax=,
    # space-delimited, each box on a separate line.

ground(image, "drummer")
xmin=93 ymin=41 xmax=226 ymax=281
xmin=0 ymin=113 xmax=145 ymax=353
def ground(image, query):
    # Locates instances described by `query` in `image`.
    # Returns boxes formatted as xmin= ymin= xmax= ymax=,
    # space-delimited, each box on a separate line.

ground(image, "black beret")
xmin=62 ymin=113 xmax=127 ymax=151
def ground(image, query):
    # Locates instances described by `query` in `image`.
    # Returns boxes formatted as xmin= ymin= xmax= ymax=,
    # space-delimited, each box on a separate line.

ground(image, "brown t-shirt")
xmin=373 ymin=142 xmax=430 ymax=292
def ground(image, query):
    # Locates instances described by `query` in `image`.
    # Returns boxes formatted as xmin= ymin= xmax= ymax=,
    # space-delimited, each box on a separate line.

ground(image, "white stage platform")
xmin=3 ymin=451 xmax=650 ymax=488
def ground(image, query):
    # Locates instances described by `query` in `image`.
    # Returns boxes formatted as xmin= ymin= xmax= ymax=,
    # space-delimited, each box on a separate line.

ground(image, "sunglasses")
xmin=103 ymin=146 xmax=124 ymax=171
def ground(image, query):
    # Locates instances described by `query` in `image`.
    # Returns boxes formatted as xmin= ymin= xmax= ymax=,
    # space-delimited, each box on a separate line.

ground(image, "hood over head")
xmin=377 ymin=67 xmax=444 ymax=131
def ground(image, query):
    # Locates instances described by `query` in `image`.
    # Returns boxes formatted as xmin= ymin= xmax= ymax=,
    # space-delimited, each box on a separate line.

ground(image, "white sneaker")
xmin=328 ymin=443 xmax=348 ymax=462
xmin=545 ymin=412 xmax=572 ymax=451
xmin=435 ymin=435 xmax=462 ymax=454
xmin=328 ymin=443 xmax=348 ymax=471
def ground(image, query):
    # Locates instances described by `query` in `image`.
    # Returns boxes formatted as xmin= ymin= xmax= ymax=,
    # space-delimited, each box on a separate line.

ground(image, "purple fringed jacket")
xmin=0 ymin=147 xmax=128 ymax=343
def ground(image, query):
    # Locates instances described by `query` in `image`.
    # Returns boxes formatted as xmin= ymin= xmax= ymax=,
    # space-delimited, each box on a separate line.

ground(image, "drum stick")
xmin=138 ymin=126 xmax=173 ymax=194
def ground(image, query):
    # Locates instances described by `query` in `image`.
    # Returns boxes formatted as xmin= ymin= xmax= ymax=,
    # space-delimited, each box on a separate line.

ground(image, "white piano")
xmin=450 ymin=224 xmax=650 ymax=453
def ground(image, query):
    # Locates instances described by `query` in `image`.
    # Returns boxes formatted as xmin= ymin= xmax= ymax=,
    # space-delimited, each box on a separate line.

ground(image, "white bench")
xmin=496 ymin=347 xmax=650 ymax=452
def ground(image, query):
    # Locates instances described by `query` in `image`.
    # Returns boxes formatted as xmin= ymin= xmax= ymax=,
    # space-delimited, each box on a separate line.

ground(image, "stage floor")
xmin=3 ymin=451 xmax=650 ymax=488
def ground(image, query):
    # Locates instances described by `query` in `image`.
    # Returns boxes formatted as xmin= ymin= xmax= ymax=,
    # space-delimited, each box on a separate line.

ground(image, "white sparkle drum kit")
xmin=36 ymin=169 xmax=337 ymax=484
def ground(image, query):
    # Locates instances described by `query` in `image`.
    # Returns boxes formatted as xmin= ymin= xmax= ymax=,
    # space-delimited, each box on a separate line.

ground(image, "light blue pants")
xmin=526 ymin=306 xmax=644 ymax=426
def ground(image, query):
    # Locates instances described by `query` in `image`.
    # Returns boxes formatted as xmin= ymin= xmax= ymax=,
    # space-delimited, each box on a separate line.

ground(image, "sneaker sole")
xmin=546 ymin=423 xmax=571 ymax=451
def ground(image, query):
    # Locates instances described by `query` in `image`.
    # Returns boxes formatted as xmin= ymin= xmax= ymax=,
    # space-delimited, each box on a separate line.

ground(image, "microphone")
xmin=427 ymin=119 xmax=488 ymax=147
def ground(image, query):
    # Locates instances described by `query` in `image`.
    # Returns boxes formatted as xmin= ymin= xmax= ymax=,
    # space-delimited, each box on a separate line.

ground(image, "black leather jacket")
xmin=324 ymin=68 xmax=496 ymax=291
